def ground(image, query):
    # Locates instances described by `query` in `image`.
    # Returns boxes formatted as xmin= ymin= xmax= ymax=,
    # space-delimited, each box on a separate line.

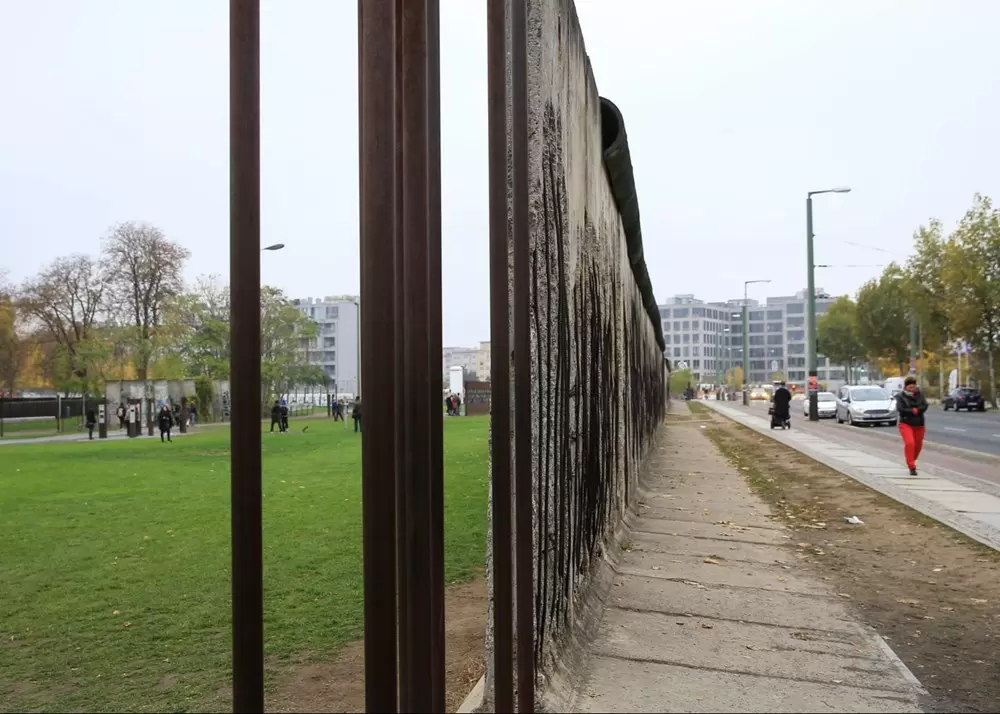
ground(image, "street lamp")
xmin=807 ymin=187 xmax=851 ymax=421
xmin=261 ymin=243 xmax=285 ymax=251
xmin=742 ymin=280 xmax=771 ymax=406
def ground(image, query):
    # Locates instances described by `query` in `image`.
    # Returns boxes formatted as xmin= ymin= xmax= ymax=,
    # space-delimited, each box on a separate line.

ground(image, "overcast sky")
xmin=2 ymin=0 xmax=999 ymax=346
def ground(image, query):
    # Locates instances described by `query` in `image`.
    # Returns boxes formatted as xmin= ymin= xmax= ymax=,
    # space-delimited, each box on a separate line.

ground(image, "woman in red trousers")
xmin=896 ymin=376 xmax=929 ymax=475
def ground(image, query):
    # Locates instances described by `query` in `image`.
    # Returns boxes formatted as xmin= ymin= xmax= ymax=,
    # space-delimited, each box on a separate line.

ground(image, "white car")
xmin=802 ymin=391 xmax=838 ymax=418
xmin=835 ymin=385 xmax=897 ymax=426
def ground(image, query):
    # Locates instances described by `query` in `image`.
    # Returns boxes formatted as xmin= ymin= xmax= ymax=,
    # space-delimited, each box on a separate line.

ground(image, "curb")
xmin=702 ymin=401 xmax=1000 ymax=554
xmin=457 ymin=675 xmax=485 ymax=713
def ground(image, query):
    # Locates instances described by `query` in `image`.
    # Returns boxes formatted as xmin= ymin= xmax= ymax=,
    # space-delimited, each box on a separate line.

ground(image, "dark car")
xmin=943 ymin=387 xmax=985 ymax=412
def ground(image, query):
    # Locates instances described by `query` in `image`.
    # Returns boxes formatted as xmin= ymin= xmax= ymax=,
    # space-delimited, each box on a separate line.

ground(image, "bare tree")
xmin=19 ymin=254 xmax=107 ymax=387
xmin=102 ymin=221 xmax=190 ymax=384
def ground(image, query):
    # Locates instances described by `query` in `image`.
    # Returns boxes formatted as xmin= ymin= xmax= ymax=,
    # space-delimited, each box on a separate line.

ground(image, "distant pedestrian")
xmin=353 ymin=396 xmax=363 ymax=433
xmin=455 ymin=393 xmax=462 ymax=416
xmin=280 ymin=400 xmax=290 ymax=432
xmin=86 ymin=408 xmax=97 ymax=440
xmin=270 ymin=400 xmax=282 ymax=433
xmin=116 ymin=403 xmax=126 ymax=430
xmin=189 ymin=403 xmax=197 ymax=426
xmin=332 ymin=398 xmax=341 ymax=421
xmin=158 ymin=405 xmax=174 ymax=443
xmin=897 ymin=376 xmax=928 ymax=475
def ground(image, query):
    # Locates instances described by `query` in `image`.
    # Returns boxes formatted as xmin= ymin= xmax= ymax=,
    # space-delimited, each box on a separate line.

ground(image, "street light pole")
xmin=806 ymin=187 xmax=851 ymax=422
xmin=743 ymin=280 xmax=770 ymax=406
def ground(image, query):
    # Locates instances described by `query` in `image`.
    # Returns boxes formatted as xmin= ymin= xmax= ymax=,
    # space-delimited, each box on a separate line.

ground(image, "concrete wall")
xmin=484 ymin=0 xmax=666 ymax=706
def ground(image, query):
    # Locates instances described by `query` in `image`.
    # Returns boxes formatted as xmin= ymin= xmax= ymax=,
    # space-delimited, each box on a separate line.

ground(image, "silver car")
xmin=802 ymin=391 xmax=838 ymax=418
xmin=835 ymin=385 xmax=898 ymax=426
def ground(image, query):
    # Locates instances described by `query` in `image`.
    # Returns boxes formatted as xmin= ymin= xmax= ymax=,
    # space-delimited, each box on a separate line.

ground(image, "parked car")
xmin=835 ymin=385 xmax=897 ymax=426
xmin=942 ymin=387 xmax=986 ymax=412
xmin=802 ymin=391 xmax=838 ymax=418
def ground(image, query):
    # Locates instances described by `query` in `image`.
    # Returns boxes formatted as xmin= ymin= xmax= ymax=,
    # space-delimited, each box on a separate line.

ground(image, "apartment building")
xmin=658 ymin=289 xmax=846 ymax=390
xmin=292 ymin=296 xmax=361 ymax=395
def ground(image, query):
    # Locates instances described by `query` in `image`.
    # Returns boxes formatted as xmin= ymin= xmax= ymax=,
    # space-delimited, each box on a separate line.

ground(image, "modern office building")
xmin=658 ymin=289 xmax=845 ymax=390
xmin=292 ymin=296 xmax=361 ymax=395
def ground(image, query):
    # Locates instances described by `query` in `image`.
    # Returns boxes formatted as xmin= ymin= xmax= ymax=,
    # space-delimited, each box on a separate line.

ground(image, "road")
xmin=756 ymin=398 xmax=1000 ymax=456
xmin=737 ymin=399 xmax=1000 ymax=491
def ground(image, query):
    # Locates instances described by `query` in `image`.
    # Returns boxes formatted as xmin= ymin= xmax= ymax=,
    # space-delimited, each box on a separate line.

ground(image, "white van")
xmin=882 ymin=377 xmax=906 ymax=397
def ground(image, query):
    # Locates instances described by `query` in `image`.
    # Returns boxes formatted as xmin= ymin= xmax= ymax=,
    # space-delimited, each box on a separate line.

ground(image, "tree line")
xmin=0 ymin=222 xmax=323 ymax=414
xmin=818 ymin=193 xmax=1000 ymax=406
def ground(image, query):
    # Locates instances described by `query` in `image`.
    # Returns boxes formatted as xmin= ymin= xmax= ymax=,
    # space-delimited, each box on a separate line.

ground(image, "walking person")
xmin=897 ymin=376 xmax=928 ymax=475
xmin=158 ymin=405 xmax=174 ymax=443
xmin=86 ymin=408 xmax=97 ymax=440
xmin=270 ymin=400 xmax=282 ymax=433
xmin=189 ymin=403 xmax=197 ymax=427
xmin=116 ymin=403 xmax=126 ymax=430
xmin=352 ymin=396 xmax=363 ymax=433
xmin=280 ymin=399 xmax=290 ymax=433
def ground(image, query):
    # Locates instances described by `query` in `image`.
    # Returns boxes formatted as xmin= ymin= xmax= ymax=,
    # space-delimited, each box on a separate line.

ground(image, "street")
xmin=750 ymin=398 xmax=1000 ymax=457
xmin=733 ymin=399 xmax=1000 ymax=501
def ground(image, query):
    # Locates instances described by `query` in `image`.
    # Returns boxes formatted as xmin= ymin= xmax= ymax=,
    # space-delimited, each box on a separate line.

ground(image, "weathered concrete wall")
xmin=483 ymin=0 xmax=666 ymax=707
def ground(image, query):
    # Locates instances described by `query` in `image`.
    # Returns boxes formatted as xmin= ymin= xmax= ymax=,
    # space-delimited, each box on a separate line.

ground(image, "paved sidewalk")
xmin=569 ymin=405 xmax=925 ymax=713
xmin=0 ymin=429 xmax=194 ymax=446
xmin=706 ymin=401 xmax=1000 ymax=552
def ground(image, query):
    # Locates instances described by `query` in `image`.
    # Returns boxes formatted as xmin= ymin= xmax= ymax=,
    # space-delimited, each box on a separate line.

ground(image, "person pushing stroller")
xmin=770 ymin=381 xmax=792 ymax=430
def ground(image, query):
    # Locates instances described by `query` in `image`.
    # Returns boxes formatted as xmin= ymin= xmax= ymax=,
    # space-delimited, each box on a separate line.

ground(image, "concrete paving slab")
xmin=626 ymin=516 xmax=791 ymax=544
xmin=592 ymin=609 xmax=907 ymax=692
xmin=616 ymin=558 xmax=828 ymax=596
xmin=605 ymin=575 xmax=863 ymax=633
xmin=914 ymin=492 xmax=1000 ymax=513
xmin=629 ymin=531 xmax=795 ymax=565
xmin=573 ymin=655 xmax=922 ymax=713
xmin=638 ymin=503 xmax=781 ymax=525
xmin=974 ymin=513 xmax=1000 ymax=528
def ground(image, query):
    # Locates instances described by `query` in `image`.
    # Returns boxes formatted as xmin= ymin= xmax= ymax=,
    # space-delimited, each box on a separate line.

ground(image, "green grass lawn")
xmin=0 ymin=417 xmax=489 ymax=713
xmin=0 ymin=417 xmax=62 ymax=439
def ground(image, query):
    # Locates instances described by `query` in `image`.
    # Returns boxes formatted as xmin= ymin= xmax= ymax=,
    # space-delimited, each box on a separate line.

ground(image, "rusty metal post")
xmin=398 ymin=1 xmax=435 ymax=710
xmin=394 ymin=0 xmax=412 ymax=704
xmin=229 ymin=0 xmax=263 ymax=711
xmin=426 ymin=0 xmax=446 ymax=710
xmin=358 ymin=0 xmax=400 ymax=712
xmin=510 ymin=0 xmax=535 ymax=709
xmin=487 ymin=0 xmax=514 ymax=709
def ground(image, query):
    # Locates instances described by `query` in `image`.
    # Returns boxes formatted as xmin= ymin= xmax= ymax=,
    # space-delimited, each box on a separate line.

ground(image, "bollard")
xmin=98 ymin=400 xmax=108 ymax=439
xmin=179 ymin=398 xmax=189 ymax=434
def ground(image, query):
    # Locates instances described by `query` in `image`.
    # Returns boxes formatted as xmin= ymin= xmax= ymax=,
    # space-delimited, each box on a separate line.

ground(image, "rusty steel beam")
xmin=426 ymin=0 xmax=446 ymax=710
xmin=510 ymin=0 xmax=535 ymax=710
xmin=398 ymin=0 xmax=436 ymax=710
xmin=486 ymin=0 xmax=514 ymax=710
xmin=229 ymin=0 xmax=264 ymax=710
xmin=229 ymin=1 xmax=263 ymax=712
xmin=359 ymin=0 xmax=400 ymax=712
xmin=394 ymin=1 xmax=411 ymax=706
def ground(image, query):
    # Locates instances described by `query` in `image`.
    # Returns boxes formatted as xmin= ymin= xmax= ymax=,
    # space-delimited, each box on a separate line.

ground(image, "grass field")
xmin=0 ymin=417 xmax=489 ymax=713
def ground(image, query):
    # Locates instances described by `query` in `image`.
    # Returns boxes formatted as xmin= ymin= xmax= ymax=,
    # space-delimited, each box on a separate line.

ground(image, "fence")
xmin=0 ymin=396 xmax=102 ymax=438
xmin=226 ymin=1 xmax=665 ymax=712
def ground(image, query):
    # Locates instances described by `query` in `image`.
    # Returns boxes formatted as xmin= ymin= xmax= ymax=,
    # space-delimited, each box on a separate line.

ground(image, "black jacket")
xmin=158 ymin=410 xmax=174 ymax=431
xmin=772 ymin=387 xmax=792 ymax=417
xmin=896 ymin=390 xmax=928 ymax=427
